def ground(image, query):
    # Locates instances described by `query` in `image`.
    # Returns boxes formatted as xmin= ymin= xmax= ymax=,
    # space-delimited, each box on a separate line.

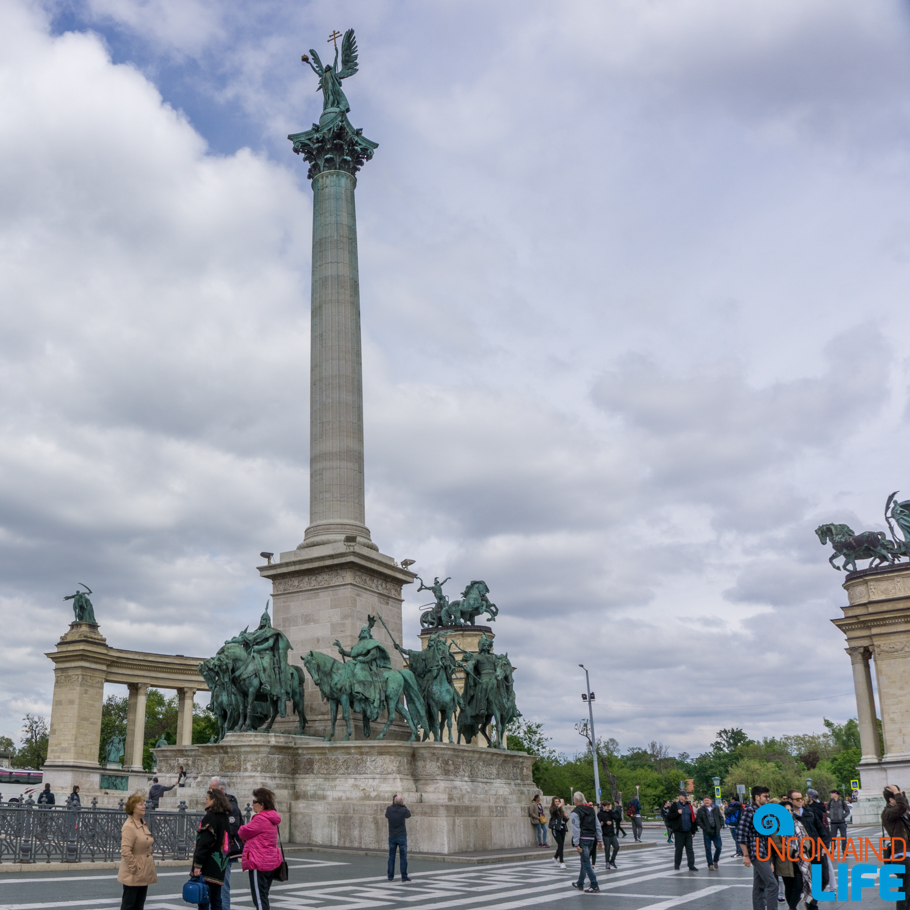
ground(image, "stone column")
xmin=301 ymin=169 xmax=374 ymax=551
xmin=124 ymin=684 xmax=148 ymax=771
xmin=176 ymin=688 xmax=196 ymax=746
xmin=847 ymin=647 xmax=882 ymax=763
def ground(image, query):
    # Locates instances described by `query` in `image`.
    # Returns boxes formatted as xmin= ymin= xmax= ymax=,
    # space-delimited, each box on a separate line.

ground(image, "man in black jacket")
xmin=598 ymin=802 xmax=620 ymax=868
xmin=36 ymin=783 xmax=55 ymax=805
xmin=386 ymin=795 xmax=411 ymax=882
xmin=696 ymin=795 xmax=724 ymax=869
xmin=667 ymin=792 xmax=699 ymax=872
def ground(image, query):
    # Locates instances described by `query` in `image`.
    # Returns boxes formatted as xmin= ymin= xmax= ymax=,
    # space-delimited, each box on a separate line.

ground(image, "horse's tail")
xmin=400 ymin=669 xmax=427 ymax=729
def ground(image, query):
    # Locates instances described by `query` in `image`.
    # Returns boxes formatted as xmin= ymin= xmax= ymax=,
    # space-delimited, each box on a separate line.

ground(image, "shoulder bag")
xmin=274 ymin=825 xmax=289 ymax=882
xmin=182 ymin=875 xmax=209 ymax=905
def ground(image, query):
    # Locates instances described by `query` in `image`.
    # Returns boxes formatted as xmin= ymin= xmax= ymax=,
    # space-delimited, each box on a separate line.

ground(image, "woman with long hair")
xmin=192 ymin=788 xmax=232 ymax=910
xmin=548 ymin=797 xmax=568 ymax=869
xmin=239 ymin=787 xmax=284 ymax=910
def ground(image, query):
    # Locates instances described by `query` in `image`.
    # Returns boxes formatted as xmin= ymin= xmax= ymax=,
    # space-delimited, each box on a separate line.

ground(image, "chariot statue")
xmin=419 ymin=577 xmax=498 ymax=628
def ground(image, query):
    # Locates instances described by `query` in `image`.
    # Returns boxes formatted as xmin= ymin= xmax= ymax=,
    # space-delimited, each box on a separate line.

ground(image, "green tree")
xmin=713 ymin=728 xmax=751 ymax=753
xmin=822 ymin=748 xmax=861 ymax=791
xmin=12 ymin=715 xmax=48 ymax=769
xmin=823 ymin=718 xmax=861 ymax=753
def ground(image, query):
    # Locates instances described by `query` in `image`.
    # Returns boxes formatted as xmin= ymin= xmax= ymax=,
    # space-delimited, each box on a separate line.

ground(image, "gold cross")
xmin=327 ymin=30 xmax=343 ymax=47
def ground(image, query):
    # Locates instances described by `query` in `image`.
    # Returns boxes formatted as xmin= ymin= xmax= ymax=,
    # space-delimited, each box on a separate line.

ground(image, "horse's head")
xmin=815 ymin=524 xmax=832 ymax=545
xmin=303 ymin=650 xmax=330 ymax=688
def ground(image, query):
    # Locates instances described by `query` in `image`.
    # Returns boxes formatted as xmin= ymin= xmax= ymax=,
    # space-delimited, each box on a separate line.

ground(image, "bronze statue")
xmin=302 ymin=616 xmax=426 ymax=742
xmin=455 ymin=635 xmax=519 ymax=748
xmin=380 ymin=618 xmax=461 ymax=743
xmin=199 ymin=603 xmax=306 ymax=739
xmin=419 ymin=577 xmax=498 ymax=628
xmin=104 ymin=732 xmax=124 ymax=764
xmin=64 ymin=584 xmax=97 ymax=624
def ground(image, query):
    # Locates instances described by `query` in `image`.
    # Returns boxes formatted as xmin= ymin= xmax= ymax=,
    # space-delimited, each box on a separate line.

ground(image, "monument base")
xmin=155 ymin=734 xmax=536 ymax=853
xmin=846 ymin=759 xmax=910 ymax=825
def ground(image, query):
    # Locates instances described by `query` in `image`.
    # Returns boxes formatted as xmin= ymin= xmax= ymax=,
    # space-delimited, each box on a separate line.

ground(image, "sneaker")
xmin=689 ymin=867 xmax=698 ymax=872
xmin=585 ymin=887 xmax=600 ymax=893
xmin=554 ymin=858 xmax=560 ymax=866
xmin=402 ymin=878 xmax=412 ymax=883
xmin=560 ymin=863 xmax=567 ymax=869
xmin=572 ymin=882 xmax=584 ymax=891
xmin=610 ymin=863 xmax=617 ymax=868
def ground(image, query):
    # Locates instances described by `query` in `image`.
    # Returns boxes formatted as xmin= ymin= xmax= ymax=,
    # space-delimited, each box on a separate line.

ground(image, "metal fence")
xmin=0 ymin=797 xmax=249 ymax=864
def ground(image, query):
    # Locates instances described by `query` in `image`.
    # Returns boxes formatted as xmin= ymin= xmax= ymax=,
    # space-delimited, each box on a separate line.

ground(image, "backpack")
xmin=626 ymin=802 xmax=636 ymax=818
xmin=726 ymin=806 xmax=740 ymax=828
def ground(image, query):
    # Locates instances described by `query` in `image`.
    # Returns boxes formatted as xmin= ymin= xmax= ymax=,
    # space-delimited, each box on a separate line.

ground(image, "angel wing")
xmin=337 ymin=28 xmax=359 ymax=80
xmin=308 ymin=47 xmax=325 ymax=77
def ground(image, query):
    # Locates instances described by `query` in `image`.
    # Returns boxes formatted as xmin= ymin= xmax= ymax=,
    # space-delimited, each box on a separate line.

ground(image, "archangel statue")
xmin=454 ymin=635 xmax=519 ymax=748
xmin=289 ymin=28 xmax=378 ymax=179
xmin=198 ymin=603 xmax=307 ymax=740
xmin=64 ymin=584 xmax=97 ymax=624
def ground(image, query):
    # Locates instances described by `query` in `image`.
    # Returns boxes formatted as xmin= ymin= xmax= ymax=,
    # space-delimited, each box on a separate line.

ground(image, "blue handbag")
xmin=182 ymin=875 xmax=209 ymax=905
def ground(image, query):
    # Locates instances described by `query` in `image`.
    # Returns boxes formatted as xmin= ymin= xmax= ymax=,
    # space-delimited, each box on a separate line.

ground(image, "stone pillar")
xmin=301 ymin=169 xmax=374 ymax=551
xmin=847 ymin=647 xmax=882 ymax=763
xmin=176 ymin=688 xmax=196 ymax=746
xmin=45 ymin=667 xmax=107 ymax=767
xmin=124 ymin=684 xmax=148 ymax=771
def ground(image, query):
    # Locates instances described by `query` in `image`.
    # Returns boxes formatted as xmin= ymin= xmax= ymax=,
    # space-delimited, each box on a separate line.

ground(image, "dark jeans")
xmin=388 ymin=836 xmax=408 ymax=880
xmin=703 ymin=831 xmax=722 ymax=866
xmin=674 ymin=831 xmax=696 ymax=870
xmin=831 ymin=821 xmax=848 ymax=841
xmin=605 ymin=834 xmax=619 ymax=865
xmin=249 ymin=869 xmax=276 ymax=910
xmin=553 ymin=829 xmax=566 ymax=863
xmin=120 ymin=885 xmax=148 ymax=910
xmin=202 ymin=882 xmax=223 ymax=910
xmin=576 ymin=840 xmax=599 ymax=889
xmin=730 ymin=828 xmax=743 ymax=856
xmin=782 ymin=870 xmax=803 ymax=910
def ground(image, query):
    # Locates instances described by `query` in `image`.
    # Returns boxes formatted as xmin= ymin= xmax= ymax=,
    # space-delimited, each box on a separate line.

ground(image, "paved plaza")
xmin=0 ymin=827 xmax=895 ymax=910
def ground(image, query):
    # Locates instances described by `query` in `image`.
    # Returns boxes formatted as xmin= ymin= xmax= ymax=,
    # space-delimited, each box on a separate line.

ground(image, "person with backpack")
xmin=828 ymin=790 xmax=849 ymax=841
xmin=548 ymin=797 xmax=568 ymax=869
xmin=627 ymin=797 xmax=643 ymax=842
xmin=209 ymin=777 xmax=243 ymax=910
xmin=725 ymin=798 xmax=743 ymax=857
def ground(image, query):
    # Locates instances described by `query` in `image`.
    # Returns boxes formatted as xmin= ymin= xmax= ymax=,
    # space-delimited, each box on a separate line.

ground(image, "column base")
xmin=299 ymin=520 xmax=378 ymax=551
xmin=259 ymin=542 xmax=415 ymax=740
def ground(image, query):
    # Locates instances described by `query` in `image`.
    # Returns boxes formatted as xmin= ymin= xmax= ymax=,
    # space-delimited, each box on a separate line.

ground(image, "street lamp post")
xmin=579 ymin=664 xmax=601 ymax=802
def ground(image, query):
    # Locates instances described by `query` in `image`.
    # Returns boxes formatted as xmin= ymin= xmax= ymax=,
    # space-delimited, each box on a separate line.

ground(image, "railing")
xmin=0 ymin=797 xmax=250 ymax=864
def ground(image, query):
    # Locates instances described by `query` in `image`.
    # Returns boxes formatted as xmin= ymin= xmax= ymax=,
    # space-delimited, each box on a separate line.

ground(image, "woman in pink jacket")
xmin=238 ymin=787 xmax=283 ymax=910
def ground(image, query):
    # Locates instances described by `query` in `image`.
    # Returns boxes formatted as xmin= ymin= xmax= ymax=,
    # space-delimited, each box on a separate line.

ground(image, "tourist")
xmin=773 ymin=799 xmax=813 ymax=910
xmin=725 ymin=796 xmax=743 ymax=857
xmin=192 ymin=788 xmax=232 ymax=910
xmin=37 ymin=783 xmax=54 ymax=805
xmin=660 ymin=799 xmax=673 ymax=843
xmin=738 ymin=785 xmax=778 ymax=910
xmin=548 ymin=797 xmax=568 ymax=869
xmin=147 ymin=776 xmax=178 ymax=809
xmin=667 ymin=791 xmax=698 ymax=872
xmin=805 ymin=789 xmax=831 ymax=846
xmin=209 ymin=777 xmax=244 ymax=910
xmin=118 ymin=792 xmax=157 ymax=910
xmin=789 ymin=790 xmax=828 ymax=891
xmin=530 ymin=793 xmax=548 ymax=847
xmin=598 ymin=801 xmax=620 ymax=868
xmin=828 ymin=790 xmax=849 ymax=842
xmin=69 ymin=785 xmax=81 ymax=807
xmin=178 ymin=766 xmax=188 ymax=787
xmin=570 ymin=791 xmax=602 ymax=893
xmin=882 ymin=786 xmax=910 ymax=910
xmin=696 ymin=795 xmax=724 ymax=870
xmin=611 ymin=801 xmax=627 ymax=839
xmin=386 ymin=794 xmax=411 ymax=882
xmin=628 ymin=795 xmax=643 ymax=842
xmin=238 ymin=787 xmax=283 ymax=910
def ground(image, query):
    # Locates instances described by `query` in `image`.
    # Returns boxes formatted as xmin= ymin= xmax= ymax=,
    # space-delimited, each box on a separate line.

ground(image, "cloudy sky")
xmin=3 ymin=0 xmax=910 ymax=757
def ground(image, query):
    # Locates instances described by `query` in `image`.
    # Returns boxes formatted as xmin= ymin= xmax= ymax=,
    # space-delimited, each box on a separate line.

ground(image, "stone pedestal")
xmin=833 ymin=563 xmax=910 ymax=823
xmin=259 ymin=543 xmax=414 ymax=739
xmin=155 ymin=735 xmax=535 ymax=853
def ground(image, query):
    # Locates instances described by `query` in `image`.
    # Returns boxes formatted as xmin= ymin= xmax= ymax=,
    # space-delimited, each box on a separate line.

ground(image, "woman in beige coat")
xmin=118 ymin=792 xmax=158 ymax=910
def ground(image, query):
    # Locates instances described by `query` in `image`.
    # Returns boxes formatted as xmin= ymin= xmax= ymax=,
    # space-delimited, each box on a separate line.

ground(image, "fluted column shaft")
xmin=301 ymin=169 xmax=373 ymax=549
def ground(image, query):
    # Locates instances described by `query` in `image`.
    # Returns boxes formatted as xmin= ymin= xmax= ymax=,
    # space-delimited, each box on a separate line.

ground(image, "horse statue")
xmin=815 ymin=523 xmax=899 ymax=573
xmin=302 ymin=650 xmax=426 ymax=742
xmin=445 ymin=581 xmax=498 ymax=626
xmin=455 ymin=637 xmax=519 ymax=748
